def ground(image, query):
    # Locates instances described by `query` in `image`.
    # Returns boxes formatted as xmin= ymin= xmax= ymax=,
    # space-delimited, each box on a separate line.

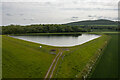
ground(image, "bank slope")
xmin=90 ymin=33 xmax=119 ymax=78
xmin=54 ymin=35 xmax=109 ymax=78
xmin=2 ymin=35 xmax=57 ymax=78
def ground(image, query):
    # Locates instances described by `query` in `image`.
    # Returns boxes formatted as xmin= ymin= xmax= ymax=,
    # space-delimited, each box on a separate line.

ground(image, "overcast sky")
xmin=0 ymin=0 xmax=120 ymax=25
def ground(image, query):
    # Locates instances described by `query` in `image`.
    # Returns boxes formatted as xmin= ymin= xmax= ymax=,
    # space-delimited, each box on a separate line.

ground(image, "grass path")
xmin=44 ymin=49 xmax=63 ymax=79
xmin=44 ymin=51 xmax=61 ymax=79
xmin=49 ymin=51 xmax=63 ymax=79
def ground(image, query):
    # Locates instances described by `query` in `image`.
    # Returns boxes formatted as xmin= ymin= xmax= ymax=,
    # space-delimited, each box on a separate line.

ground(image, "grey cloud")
xmin=88 ymin=15 xmax=104 ymax=19
xmin=97 ymin=16 xmax=103 ymax=19
xmin=70 ymin=19 xmax=76 ymax=21
xmin=41 ymin=1 xmax=61 ymax=7
xmin=112 ymin=18 xmax=118 ymax=20
xmin=19 ymin=14 xmax=24 ymax=16
xmin=88 ymin=15 xmax=92 ymax=17
xmin=105 ymin=17 xmax=118 ymax=20
xmin=23 ymin=18 xmax=34 ymax=21
xmin=45 ymin=2 xmax=51 ymax=5
xmin=88 ymin=1 xmax=118 ymax=8
xmin=97 ymin=16 xmax=110 ymax=19
xmin=6 ymin=13 xmax=12 ymax=16
xmin=72 ymin=17 xmax=79 ymax=18
xmin=23 ymin=18 xmax=26 ymax=20
xmin=61 ymin=8 xmax=117 ymax=11
xmin=88 ymin=15 xmax=97 ymax=17
xmin=88 ymin=15 xmax=118 ymax=20
xmin=30 ymin=18 xmax=34 ymax=21
xmin=70 ymin=16 xmax=79 ymax=21
xmin=72 ymin=1 xmax=78 ymax=4
xmin=2 ymin=1 xmax=118 ymax=25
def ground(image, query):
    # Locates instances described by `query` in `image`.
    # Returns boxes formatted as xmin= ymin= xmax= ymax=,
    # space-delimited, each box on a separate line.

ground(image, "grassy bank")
xmin=53 ymin=35 xmax=109 ymax=78
xmin=90 ymin=33 xmax=119 ymax=78
xmin=2 ymin=35 xmax=58 ymax=78
xmin=0 ymin=35 xmax=2 ymax=79
xmin=2 ymin=33 xmax=110 ymax=78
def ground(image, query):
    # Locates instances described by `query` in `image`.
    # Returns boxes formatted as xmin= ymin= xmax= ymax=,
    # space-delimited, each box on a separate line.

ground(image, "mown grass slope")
xmin=2 ymin=35 xmax=57 ymax=78
xmin=0 ymin=35 xmax=2 ymax=78
xmin=90 ymin=33 xmax=119 ymax=78
xmin=54 ymin=35 xmax=109 ymax=78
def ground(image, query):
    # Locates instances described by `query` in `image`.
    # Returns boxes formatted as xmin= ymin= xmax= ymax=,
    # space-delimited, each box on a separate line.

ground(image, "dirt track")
xmin=44 ymin=49 xmax=63 ymax=79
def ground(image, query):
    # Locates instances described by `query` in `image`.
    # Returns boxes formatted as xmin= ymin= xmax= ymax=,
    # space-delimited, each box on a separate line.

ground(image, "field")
xmin=53 ymin=35 xmax=109 ymax=78
xmin=2 ymin=33 xmax=110 ymax=78
xmin=0 ymin=35 xmax=2 ymax=78
xmin=90 ymin=33 xmax=119 ymax=78
xmin=2 ymin=35 xmax=58 ymax=78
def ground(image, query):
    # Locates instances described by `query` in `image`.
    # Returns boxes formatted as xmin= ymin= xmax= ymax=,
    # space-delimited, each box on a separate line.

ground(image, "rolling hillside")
xmin=66 ymin=19 xmax=118 ymax=26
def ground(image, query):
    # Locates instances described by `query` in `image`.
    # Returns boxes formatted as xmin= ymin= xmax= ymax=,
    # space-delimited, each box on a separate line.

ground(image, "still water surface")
xmin=11 ymin=34 xmax=100 ymax=47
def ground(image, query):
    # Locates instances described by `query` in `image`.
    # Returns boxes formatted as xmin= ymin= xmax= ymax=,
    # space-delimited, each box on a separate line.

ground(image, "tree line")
xmin=1 ymin=24 xmax=119 ymax=34
xmin=2 ymin=24 xmax=89 ymax=34
xmin=79 ymin=25 xmax=119 ymax=31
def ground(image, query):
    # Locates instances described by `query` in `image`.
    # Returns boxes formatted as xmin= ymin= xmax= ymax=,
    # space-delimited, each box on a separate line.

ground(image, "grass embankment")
xmin=2 ymin=35 xmax=59 ymax=78
xmin=2 ymin=33 xmax=110 ymax=78
xmin=53 ymin=35 xmax=109 ymax=78
xmin=90 ymin=33 xmax=119 ymax=78
xmin=0 ymin=35 xmax=2 ymax=78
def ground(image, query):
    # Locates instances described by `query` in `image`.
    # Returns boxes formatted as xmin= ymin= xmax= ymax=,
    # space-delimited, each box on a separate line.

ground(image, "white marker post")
xmin=40 ymin=46 xmax=42 ymax=48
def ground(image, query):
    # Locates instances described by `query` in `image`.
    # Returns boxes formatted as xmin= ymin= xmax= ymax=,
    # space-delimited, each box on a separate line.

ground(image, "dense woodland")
xmin=1 ymin=19 xmax=120 ymax=34
xmin=1 ymin=24 xmax=119 ymax=34
xmin=2 ymin=24 xmax=88 ymax=34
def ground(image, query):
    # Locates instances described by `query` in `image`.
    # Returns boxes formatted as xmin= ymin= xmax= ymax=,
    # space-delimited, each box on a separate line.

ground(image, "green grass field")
xmin=53 ymin=35 xmax=109 ymax=78
xmin=2 ymin=33 xmax=110 ymax=78
xmin=90 ymin=33 xmax=119 ymax=78
xmin=2 ymin=35 xmax=58 ymax=78
xmin=0 ymin=35 xmax=2 ymax=79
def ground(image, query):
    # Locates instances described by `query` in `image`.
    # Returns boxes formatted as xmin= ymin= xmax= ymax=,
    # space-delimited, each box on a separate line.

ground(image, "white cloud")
xmin=1 ymin=0 xmax=119 ymax=25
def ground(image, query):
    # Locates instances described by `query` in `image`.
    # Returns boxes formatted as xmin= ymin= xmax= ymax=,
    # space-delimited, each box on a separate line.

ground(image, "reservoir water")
xmin=11 ymin=34 xmax=101 ymax=47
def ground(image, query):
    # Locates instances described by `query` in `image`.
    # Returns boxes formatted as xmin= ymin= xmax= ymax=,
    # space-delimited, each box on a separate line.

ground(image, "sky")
xmin=0 ymin=0 xmax=120 ymax=25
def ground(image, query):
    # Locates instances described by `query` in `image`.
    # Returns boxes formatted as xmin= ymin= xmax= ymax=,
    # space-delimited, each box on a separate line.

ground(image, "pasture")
xmin=2 ymin=35 xmax=57 ymax=78
xmin=90 ymin=33 xmax=119 ymax=78
xmin=53 ymin=35 xmax=109 ymax=78
xmin=2 ymin=33 xmax=110 ymax=78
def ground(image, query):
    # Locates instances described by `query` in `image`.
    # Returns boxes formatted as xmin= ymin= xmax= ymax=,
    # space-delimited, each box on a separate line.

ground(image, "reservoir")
xmin=11 ymin=34 xmax=101 ymax=47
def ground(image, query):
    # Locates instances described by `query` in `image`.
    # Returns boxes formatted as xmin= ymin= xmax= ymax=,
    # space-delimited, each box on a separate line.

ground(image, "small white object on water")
xmin=40 ymin=46 xmax=42 ymax=48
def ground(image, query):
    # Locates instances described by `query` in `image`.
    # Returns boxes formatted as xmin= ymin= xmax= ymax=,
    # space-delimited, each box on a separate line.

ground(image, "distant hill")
xmin=66 ymin=19 xmax=118 ymax=26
